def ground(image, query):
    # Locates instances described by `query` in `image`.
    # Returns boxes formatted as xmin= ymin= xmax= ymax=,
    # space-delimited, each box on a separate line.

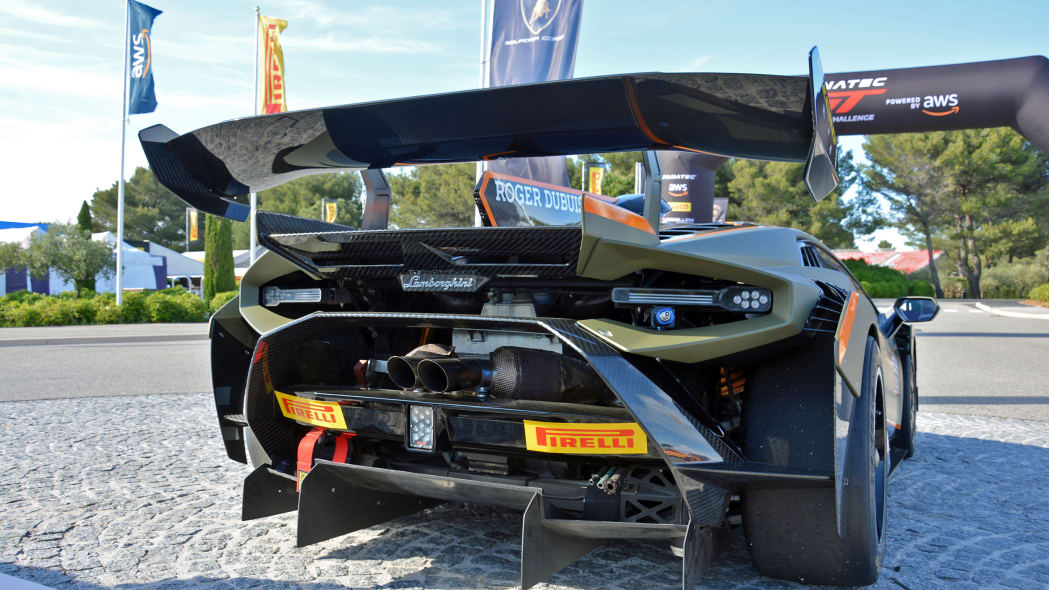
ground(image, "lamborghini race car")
xmin=140 ymin=49 xmax=939 ymax=588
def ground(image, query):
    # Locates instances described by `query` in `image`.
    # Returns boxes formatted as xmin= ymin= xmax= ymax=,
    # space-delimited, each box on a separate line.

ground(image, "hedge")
xmin=0 ymin=287 xmax=210 ymax=327
xmin=844 ymin=259 xmax=934 ymax=298
xmin=209 ymin=290 xmax=238 ymax=314
xmin=1030 ymin=283 xmax=1049 ymax=303
xmin=981 ymin=261 xmax=1049 ymax=299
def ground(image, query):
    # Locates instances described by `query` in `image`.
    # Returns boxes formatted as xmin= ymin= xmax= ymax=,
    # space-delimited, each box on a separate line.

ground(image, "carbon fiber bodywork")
xmin=256 ymin=211 xmax=582 ymax=280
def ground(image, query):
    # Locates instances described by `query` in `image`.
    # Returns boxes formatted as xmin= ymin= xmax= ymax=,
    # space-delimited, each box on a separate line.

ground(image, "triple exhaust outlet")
xmin=387 ymin=345 xmax=604 ymax=404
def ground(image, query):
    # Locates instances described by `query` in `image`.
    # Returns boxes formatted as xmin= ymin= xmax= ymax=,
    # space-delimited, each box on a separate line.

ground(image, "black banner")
xmin=658 ymin=56 xmax=1049 ymax=223
xmin=827 ymin=56 xmax=1049 ymax=151
xmin=487 ymin=0 xmax=583 ymax=186
xmin=657 ymin=153 xmax=726 ymax=225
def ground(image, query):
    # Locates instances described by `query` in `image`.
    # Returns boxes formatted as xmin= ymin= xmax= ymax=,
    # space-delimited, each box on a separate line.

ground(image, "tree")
xmin=934 ymin=129 xmax=1048 ymax=298
xmin=91 ymin=167 xmax=187 ymax=250
xmin=77 ymin=201 xmax=94 ymax=233
xmin=25 ymin=223 xmax=115 ymax=298
xmin=862 ymin=133 xmax=951 ymax=297
xmin=0 ymin=241 xmax=25 ymax=271
xmin=719 ymin=151 xmax=881 ymax=249
xmin=232 ymin=172 xmax=364 ymax=249
xmin=389 ymin=163 xmax=476 ymax=228
xmin=877 ymin=239 xmax=893 ymax=250
xmin=203 ymin=215 xmax=235 ymax=302
xmin=77 ymin=201 xmax=96 ymax=292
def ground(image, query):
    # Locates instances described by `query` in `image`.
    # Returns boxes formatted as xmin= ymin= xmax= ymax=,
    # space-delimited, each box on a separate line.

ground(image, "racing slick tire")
xmin=896 ymin=352 xmax=918 ymax=458
xmin=742 ymin=335 xmax=888 ymax=586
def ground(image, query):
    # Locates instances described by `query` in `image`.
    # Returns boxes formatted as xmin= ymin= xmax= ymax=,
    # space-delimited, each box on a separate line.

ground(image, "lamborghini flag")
xmin=258 ymin=15 xmax=288 ymax=114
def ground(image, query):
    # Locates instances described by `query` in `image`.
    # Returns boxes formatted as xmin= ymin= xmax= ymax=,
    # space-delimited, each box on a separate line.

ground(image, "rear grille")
xmin=658 ymin=223 xmax=755 ymax=240
xmin=256 ymin=212 xmax=581 ymax=279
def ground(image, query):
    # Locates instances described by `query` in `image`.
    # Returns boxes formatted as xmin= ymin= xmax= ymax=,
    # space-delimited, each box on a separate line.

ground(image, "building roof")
xmin=834 ymin=249 xmax=943 ymax=274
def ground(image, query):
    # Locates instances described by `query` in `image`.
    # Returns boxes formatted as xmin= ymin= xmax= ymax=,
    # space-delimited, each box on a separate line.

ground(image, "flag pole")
xmin=249 ymin=6 xmax=260 ymax=264
xmin=473 ymin=0 xmax=489 ymax=226
xmin=116 ymin=0 xmax=130 ymax=305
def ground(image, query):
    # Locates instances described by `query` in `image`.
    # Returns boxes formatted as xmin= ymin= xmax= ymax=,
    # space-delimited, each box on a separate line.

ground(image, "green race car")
xmin=141 ymin=48 xmax=938 ymax=588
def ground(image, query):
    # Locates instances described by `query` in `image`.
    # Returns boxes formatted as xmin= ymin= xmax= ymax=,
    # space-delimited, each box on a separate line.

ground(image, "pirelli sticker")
xmin=275 ymin=391 xmax=347 ymax=429
xmin=523 ymin=420 xmax=647 ymax=455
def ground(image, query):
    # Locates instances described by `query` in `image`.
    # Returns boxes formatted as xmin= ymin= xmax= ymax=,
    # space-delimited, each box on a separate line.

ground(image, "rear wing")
xmin=139 ymin=47 xmax=838 ymax=223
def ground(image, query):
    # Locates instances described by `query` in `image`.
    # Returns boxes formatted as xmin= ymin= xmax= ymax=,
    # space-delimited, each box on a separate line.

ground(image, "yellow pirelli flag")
xmin=323 ymin=200 xmax=338 ymax=223
xmin=258 ymin=15 xmax=288 ymax=114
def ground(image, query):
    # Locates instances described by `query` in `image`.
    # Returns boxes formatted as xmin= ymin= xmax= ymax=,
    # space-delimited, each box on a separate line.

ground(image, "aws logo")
xmin=922 ymin=94 xmax=959 ymax=116
xmin=130 ymin=29 xmax=151 ymax=79
xmin=520 ymin=0 xmax=560 ymax=35
xmin=667 ymin=183 xmax=689 ymax=197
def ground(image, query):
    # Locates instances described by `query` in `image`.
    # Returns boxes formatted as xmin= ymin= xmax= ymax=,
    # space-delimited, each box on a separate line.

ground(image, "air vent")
xmin=804 ymin=281 xmax=850 ymax=334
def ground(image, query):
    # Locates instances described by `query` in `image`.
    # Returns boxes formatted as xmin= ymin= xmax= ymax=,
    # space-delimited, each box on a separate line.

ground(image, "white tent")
xmin=91 ymin=232 xmax=166 ymax=293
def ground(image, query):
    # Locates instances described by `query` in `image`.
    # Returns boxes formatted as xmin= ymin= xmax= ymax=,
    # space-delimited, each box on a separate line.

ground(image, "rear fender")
xmin=834 ymin=291 xmax=877 ymax=398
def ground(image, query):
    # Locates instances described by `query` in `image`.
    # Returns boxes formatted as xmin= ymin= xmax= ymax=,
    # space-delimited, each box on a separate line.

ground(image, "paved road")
xmin=1 ymin=393 xmax=1047 ymax=590
xmin=0 ymin=340 xmax=211 ymax=401
xmin=903 ymin=300 xmax=1049 ymax=421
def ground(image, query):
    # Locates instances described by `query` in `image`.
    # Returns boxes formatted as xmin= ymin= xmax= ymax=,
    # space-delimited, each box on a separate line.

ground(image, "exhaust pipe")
xmin=417 ymin=358 xmax=489 ymax=393
xmin=417 ymin=347 xmax=606 ymax=403
xmin=386 ymin=344 xmax=454 ymax=389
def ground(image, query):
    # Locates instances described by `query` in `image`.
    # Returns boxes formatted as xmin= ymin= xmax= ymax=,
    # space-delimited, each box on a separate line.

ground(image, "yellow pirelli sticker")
xmin=669 ymin=201 xmax=692 ymax=212
xmin=523 ymin=420 xmax=647 ymax=454
xmin=275 ymin=391 xmax=347 ymax=429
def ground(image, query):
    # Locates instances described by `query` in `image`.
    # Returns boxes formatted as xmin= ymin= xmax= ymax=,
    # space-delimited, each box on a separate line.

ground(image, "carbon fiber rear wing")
xmin=139 ymin=48 xmax=838 ymax=222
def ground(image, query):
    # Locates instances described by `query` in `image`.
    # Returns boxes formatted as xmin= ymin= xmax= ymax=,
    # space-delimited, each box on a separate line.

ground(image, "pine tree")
xmin=77 ymin=201 xmax=96 ymax=292
xmin=203 ymin=215 xmax=235 ymax=302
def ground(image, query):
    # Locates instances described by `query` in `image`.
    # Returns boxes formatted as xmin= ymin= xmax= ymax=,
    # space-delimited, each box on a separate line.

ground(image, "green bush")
xmin=2 ymin=290 xmax=44 ymax=304
xmin=119 ymin=292 xmax=151 ymax=323
xmin=908 ymin=281 xmax=935 ymax=297
xmin=845 ymin=259 xmax=929 ymax=299
xmin=941 ymin=277 xmax=968 ymax=298
xmin=0 ymin=290 xmax=210 ymax=327
xmin=209 ymin=290 xmax=238 ymax=314
xmin=5 ymin=302 xmax=42 ymax=326
xmin=981 ymin=261 xmax=1048 ymax=299
xmin=1029 ymin=283 xmax=1049 ymax=303
xmin=90 ymin=297 xmax=122 ymax=324
xmin=146 ymin=291 xmax=209 ymax=323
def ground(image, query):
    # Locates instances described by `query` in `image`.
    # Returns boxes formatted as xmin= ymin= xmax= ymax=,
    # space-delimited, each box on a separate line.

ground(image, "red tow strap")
xmin=296 ymin=427 xmax=354 ymax=491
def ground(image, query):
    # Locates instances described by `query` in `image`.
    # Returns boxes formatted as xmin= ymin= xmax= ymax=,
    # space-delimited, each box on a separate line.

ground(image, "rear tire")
xmin=743 ymin=336 xmax=888 ymax=586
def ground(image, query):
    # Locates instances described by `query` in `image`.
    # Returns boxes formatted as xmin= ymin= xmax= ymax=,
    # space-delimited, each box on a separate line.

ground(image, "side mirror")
xmin=893 ymin=297 xmax=940 ymax=323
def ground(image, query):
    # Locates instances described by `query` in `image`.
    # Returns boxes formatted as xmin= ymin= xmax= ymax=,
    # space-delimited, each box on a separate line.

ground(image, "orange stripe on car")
xmin=583 ymin=194 xmax=655 ymax=234
xmin=838 ymin=291 xmax=859 ymax=365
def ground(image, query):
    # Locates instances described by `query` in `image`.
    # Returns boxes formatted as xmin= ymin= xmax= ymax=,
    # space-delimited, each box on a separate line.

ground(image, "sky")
xmin=2 ymin=0 xmax=1047 ymax=249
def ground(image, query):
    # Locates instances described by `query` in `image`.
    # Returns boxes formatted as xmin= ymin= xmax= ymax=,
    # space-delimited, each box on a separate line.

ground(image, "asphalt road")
xmin=907 ymin=300 xmax=1049 ymax=421
xmin=2 ymin=301 xmax=1047 ymax=421
xmin=0 ymin=340 xmax=211 ymax=401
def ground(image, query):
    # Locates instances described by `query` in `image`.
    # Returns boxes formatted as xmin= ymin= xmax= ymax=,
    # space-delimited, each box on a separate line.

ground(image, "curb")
xmin=974 ymin=302 xmax=1049 ymax=320
xmin=0 ymin=574 xmax=59 ymax=589
xmin=0 ymin=333 xmax=209 ymax=347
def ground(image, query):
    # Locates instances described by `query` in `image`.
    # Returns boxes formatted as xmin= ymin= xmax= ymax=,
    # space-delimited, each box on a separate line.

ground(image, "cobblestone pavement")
xmin=2 ymin=393 xmax=1047 ymax=590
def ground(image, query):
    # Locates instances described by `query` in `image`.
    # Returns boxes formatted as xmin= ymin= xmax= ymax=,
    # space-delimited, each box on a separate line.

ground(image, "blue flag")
xmin=127 ymin=0 xmax=162 ymax=115
xmin=489 ymin=0 xmax=582 ymax=86
xmin=486 ymin=0 xmax=583 ymax=188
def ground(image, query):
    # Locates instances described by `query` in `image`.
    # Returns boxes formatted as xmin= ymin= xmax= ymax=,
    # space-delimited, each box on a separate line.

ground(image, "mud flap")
xmin=296 ymin=462 xmax=441 ymax=548
xmin=242 ymin=465 xmax=299 ymax=521
xmin=521 ymin=494 xmax=600 ymax=589
xmin=681 ymin=520 xmax=727 ymax=590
